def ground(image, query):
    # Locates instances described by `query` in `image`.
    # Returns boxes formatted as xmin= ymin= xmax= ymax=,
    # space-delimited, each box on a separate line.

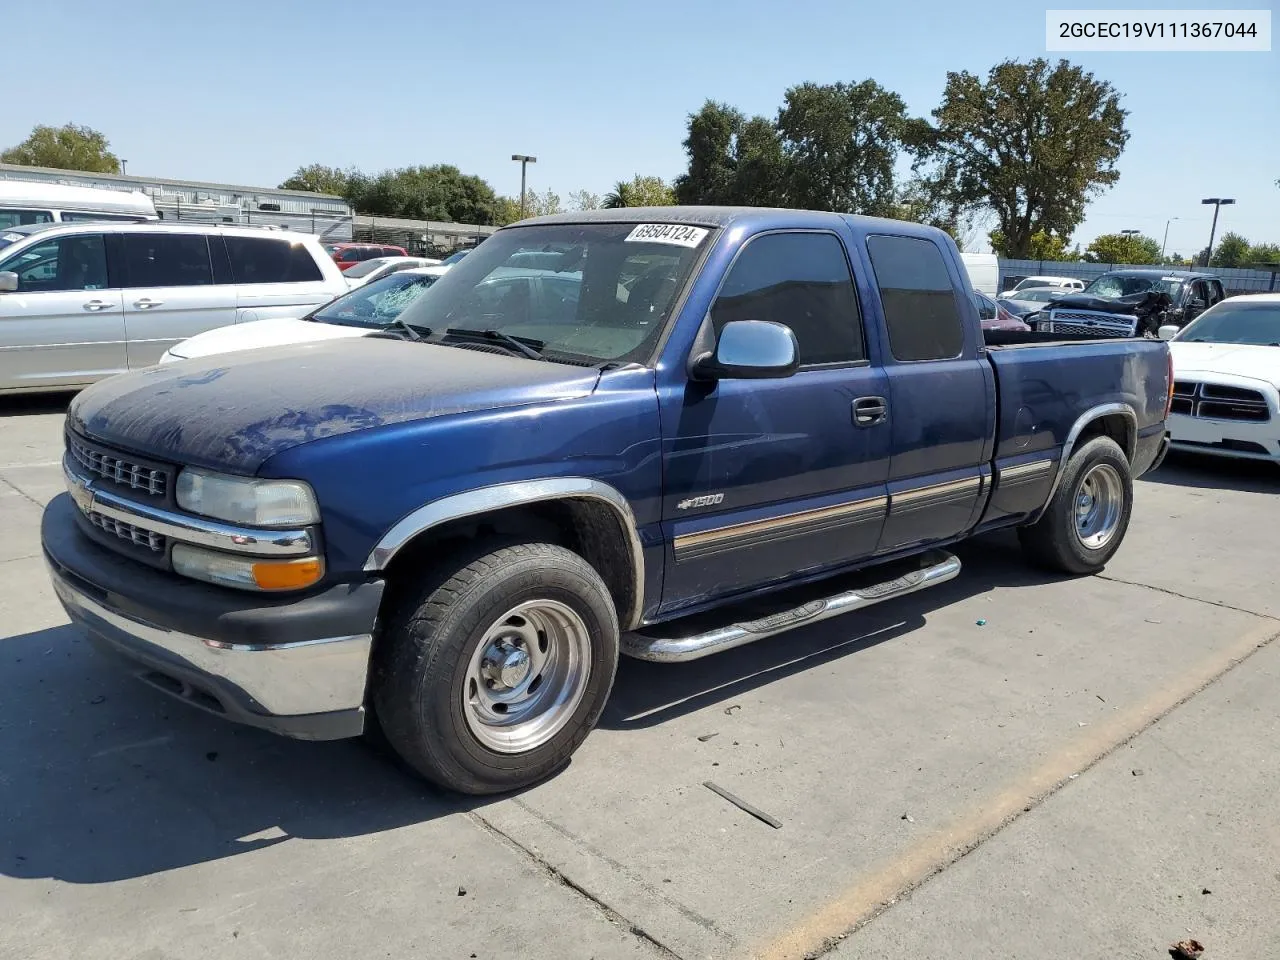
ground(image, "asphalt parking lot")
xmin=1 ymin=395 xmax=1277 ymax=960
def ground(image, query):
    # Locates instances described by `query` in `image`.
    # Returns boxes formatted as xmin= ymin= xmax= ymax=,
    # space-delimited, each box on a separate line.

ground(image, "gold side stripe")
xmin=674 ymin=496 xmax=887 ymax=552
xmin=890 ymin=476 xmax=982 ymax=507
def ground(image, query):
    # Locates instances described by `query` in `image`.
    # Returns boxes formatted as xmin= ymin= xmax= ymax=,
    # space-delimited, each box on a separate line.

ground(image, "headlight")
xmin=172 ymin=543 xmax=324 ymax=592
xmin=176 ymin=468 xmax=320 ymax=527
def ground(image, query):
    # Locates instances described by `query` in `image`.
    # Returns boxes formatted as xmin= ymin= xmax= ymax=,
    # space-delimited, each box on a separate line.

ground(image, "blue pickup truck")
xmin=41 ymin=207 xmax=1172 ymax=795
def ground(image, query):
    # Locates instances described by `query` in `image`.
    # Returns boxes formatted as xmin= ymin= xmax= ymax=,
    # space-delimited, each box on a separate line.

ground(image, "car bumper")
xmin=1167 ymin=413 xmax=1280 ymax=463
xmin=42 ymin=493 xmax=384 ymax=741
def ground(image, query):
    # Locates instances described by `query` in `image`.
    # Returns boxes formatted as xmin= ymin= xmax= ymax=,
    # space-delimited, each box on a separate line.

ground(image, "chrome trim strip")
xmin=673 ymin=495 xmax=886 ymax=553
xmin=363 ymin=478 xmax=646 ymax=630
xmin=890 ymin=476 xmax=981 ymax=508
xmin=622 ymin=550 xmax=961 ymax=662
xmin=49 ymin=568 xmax=372 ymax=717
xmin=997 ymin=459 xmax=1055 ymax=483
xmin=64 ymin=456 xmax=313 ymax=557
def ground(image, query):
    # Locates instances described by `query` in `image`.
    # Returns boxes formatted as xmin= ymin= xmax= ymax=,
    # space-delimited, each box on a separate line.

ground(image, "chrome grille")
xmin=1044 ymin=310 xmax=1137 ymax=338
xmin=88 ymin=511 xmax=166 ymax=553
xmin=68 ymin=434 xmax=167 ymax=497
xmin=1172 ymin=380 xmax=1271 ymax=423
xmin=1045 ymin=321 xmax=1134 ymax=338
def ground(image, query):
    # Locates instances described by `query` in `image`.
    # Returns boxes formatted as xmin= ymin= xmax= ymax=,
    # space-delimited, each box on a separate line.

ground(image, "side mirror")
xmin=1157 ymin=324 xmax=1179 ymax=341
xmin=0 ymin=271 xmax=17 ymax=293
xmin=692 ymin=320 xmax=799 ymax=380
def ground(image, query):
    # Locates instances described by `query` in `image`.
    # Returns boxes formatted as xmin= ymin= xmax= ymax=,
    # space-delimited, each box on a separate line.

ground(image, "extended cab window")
xmin=0 ymin=209 xmax=54 ymax=229
xmin=224 ymin=236 xmax=323 ymax=284
xmin=866 ymin=235 xmax=964 ymax=361
xmin=123 ymin=234 xmax=213 ymax=287
xmin=711 ymin=232 xmax=865 ymax=365
xmin=0 ymin=234 xmax=109 ymax=291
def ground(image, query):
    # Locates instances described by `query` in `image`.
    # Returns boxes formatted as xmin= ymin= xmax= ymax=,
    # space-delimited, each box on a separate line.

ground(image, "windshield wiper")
xmin=385 ymin=317 xmax=428 ymax=341
xmin=444 ymin=327 xmax=545 ymax=361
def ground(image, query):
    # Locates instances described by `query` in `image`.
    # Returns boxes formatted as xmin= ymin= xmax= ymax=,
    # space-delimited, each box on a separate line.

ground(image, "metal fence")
xmin=999 ymin=259 xmax=1280 ymax=296
xmin=353 ymin=215 xmax=498 ymax=258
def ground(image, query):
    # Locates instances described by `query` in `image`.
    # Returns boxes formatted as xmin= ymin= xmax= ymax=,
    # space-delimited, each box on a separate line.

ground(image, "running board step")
xmin=622 ymin=550 xmax=961 ymax=663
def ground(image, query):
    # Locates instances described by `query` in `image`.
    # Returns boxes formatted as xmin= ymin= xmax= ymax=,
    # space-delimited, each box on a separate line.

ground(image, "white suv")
xmin=0 ymin=222 xmax=348 ymax=394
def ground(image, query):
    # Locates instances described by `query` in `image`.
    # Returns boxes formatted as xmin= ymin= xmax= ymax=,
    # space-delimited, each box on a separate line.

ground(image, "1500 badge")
xmin=677 ymin=494 xmax=724 ymax=510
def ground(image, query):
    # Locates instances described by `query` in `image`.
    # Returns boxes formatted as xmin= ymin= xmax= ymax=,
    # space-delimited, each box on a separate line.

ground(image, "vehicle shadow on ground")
xmin=0 ymin=531 xmax=1056 ymax=887
xmin=0 ymin=393 xmax=74 ymax=417
xmin=1142 ymin=451 xmax=1277 ymax=494
xmin=603 ymin=529 xmax=1054 ymax=729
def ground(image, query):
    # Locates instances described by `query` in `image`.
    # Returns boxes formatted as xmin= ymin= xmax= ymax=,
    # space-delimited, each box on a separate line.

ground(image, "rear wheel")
xmin=1018 ymin=436 xmax=1133 ymax=575
xmin=372 ymin=541 xmax=619 ymax=795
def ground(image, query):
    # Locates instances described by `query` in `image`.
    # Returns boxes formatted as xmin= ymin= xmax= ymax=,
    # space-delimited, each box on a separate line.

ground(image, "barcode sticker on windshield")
xmin=624 ymin=224 xmax=709 ymax=247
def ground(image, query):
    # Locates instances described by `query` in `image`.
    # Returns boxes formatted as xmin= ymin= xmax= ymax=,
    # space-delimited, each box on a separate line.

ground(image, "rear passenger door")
xmin=223 ymin=235 xmax=334 ymax=322
xmin=119 ymin=232 xmax=236 ymax=368
xmin=865 ymin=234 xmax=995 ymax=552
xmin=659 ymin=230 xmax=891 ymax=612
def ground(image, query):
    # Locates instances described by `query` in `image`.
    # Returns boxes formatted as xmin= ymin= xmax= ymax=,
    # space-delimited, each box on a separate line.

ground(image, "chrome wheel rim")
xmin=1074 ymin=463 xmax=1124 ymax=550
xmin=462 ymin=599 xmax=592 ymax=754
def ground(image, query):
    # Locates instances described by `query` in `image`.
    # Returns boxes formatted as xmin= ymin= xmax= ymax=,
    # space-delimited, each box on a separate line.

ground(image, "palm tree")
xmin=603 ymin=180 xmax=632 ymax=209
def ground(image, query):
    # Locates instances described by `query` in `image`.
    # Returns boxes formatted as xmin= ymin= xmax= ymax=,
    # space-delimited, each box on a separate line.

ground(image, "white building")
xmin=0 ymin=162 xmax=353 ymax=241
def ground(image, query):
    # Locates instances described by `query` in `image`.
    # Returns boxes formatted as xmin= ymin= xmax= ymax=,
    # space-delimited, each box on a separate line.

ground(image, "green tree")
xmin=1209 ymin=231 xmax=1251 ymax=268
xmin=991 ymin=228 xmax=1082 ymax=261
xmin=673 ymin=102 xmax=789 ymax=207
xmin=279 ymin=163 xmax=353 ymax=196
xmin=776 ymin=80 xmax=921 ymax=216
xmin=1 ymin=123 xmax=120 ymax=173
xmin=1246 ymin=241 xmax=1280 ymax=265
xmin=604 ymin=175 xmax=674 ymax=208
xmin=567 ymin=189 xmax=601 ymax=211
xmin=918 ymin=58 xmax=1129 ymax=259
xmin=351 ymin=164 xmax=498 ymax=224
xmin=1084 ymin=232 xmax=1161 ymax=265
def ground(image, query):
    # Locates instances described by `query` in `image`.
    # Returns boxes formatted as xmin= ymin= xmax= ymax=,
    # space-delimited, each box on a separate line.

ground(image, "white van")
xmin=0 ymin=221 xmax=348 ymax=393
xmin=0 ymin=180 xmax=158 ymax=229
xmin=959 ymin=252 xmax=999 ymax=297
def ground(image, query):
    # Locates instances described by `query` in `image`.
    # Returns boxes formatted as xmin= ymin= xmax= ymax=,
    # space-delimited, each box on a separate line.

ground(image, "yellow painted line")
xmin=753 ymin=617 xmax=1280 ymax=960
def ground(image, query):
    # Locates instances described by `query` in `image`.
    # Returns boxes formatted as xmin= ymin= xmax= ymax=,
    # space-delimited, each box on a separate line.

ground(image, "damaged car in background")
xmin=1025 ymin=270 xmax=1227 ymax=339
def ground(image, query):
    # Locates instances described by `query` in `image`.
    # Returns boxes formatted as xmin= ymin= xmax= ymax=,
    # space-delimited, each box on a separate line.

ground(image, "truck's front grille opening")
xmin=68 ymin=432 xmax=170 ymax=497
xmin=1172 ymin=381 xmax=1271 ymax=423
xmin=140 ymin=670 xmax=228 ymax=715
xmin=88 ymin=511 xmax=167 ymax=553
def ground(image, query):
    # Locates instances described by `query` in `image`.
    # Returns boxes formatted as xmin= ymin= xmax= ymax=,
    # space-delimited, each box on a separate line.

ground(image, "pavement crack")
xmin=1096 ymin=574 xmax=1278 ymax=621
xmin=0 ymin=473 xmax=43 ymax=509
xmin=467 ymin=810 xmax=686 ymax=960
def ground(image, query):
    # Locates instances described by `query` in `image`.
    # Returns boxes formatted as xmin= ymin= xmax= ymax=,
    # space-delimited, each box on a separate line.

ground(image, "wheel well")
xmin=379 ymin=499 xmax=638 ymax=628
xmin=1075 ymin=413 xmax=1134 ymax=462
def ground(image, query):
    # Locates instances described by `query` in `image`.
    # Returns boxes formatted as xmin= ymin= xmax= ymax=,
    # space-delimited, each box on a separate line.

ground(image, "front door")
xmin=863 ymin=234 xmax=993 ymax=551
xmin=0 ymin=231 xmax=126 ymax=391
xmin=659 ymin=230 xmax=891 ymax=613
xmin=120 ymin=232 xmax=237 ymax=367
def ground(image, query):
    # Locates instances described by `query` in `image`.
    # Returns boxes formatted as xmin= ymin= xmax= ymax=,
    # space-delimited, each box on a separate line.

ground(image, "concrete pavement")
xmin=1 ymin=395 xmax=1276 ymax=960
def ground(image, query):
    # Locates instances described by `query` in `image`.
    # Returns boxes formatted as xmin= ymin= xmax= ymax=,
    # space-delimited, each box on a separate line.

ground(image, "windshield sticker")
xmin=624 ymin=224 xmax=708 ymax=248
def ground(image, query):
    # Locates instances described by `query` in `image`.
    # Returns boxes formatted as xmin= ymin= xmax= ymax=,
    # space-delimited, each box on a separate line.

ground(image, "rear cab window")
xmin=866 ymin=235 xmax=965 ymax=361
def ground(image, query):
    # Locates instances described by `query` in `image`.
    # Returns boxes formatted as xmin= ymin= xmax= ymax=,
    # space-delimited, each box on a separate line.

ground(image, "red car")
xmin=326 ymin=242 xmax=409 ymax=272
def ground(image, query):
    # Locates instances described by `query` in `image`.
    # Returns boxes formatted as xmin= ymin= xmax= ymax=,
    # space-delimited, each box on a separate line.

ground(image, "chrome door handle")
xmin=83 ymin=300 xmax=112 ymax=312
xmin=852 ymin=396 xmax=888 ymax=426
xmin=133 ymin=298 xmax=164 ymax=309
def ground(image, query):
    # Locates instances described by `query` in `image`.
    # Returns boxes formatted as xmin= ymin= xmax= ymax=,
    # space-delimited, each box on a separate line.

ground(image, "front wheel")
xmin=372 ymin=541 xmax=620 ymax=795
xmin=1018 ymin=435 xmax=1133 ymax=575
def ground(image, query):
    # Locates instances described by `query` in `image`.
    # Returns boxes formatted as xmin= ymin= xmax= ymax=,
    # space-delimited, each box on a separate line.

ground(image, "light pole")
xmin=1160 ymin=217 xmax=1179 ymax=260
xmin=121 ymin=159 xmax=128 ymax=175
xmin=1201 ymin=198 xmax=1235 ymax=266
xmin=511 ymin=154 xmax=537 ymax=217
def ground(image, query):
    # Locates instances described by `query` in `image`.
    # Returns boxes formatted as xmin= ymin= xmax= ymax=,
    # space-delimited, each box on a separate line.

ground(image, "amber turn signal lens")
xmin=251 ymin=557 xmax=324 ymax=591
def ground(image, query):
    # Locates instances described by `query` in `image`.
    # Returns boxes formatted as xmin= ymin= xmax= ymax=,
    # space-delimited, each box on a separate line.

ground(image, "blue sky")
xmin=6 ymin=0 xmax=1277 ymax=255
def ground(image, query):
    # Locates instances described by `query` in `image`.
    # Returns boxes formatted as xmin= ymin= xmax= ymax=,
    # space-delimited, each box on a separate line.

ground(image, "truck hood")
xmin=1170 ymin=342 xmax=1280 ymax=386
xmin=68 ymin=337 xmax=602 ymax=474
xmin=165 ymin=317 xmax=367 ymax=360
xmin=1047 ymin=290 xmax=1171 ymax=317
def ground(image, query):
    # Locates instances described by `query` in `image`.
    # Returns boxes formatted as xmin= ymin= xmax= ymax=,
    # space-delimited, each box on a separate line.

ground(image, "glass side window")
xmin=123 ymin=234 xmax=213 ymax=287
xmin=0 ymin=209 xmax=55 ymax=229
xmin=710 ymin=232 xmax=865 ymax=366
xmin=224 ymin=236 xmax=323 ymax=284
xmin=0 ymin=234 xmax=109 ymax=292
xmin=866 ymin=235 xmax=964 ymax=362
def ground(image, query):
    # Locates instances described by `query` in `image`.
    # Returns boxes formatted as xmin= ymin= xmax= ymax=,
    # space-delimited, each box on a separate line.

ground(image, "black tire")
xmin=1018 ymin=436 xmax=1133 ymax=575
xmin=371 ymin=541 xmax=619 ymax=795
